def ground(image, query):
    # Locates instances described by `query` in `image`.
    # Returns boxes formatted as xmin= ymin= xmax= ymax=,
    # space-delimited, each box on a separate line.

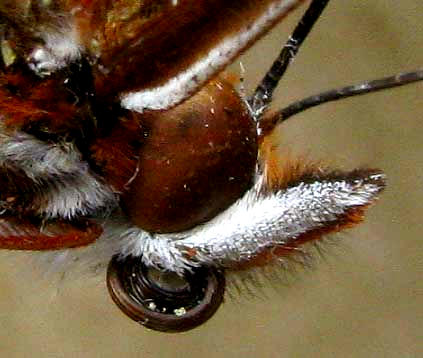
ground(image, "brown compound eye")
xmin=107 ymin=255 xmax=225 ymax=333
xmin=121 ymin=77 xmax=258 ymax=233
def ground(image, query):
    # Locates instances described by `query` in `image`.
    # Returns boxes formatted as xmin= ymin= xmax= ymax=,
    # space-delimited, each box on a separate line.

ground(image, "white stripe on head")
xmin=121 ymin=0 xmax=302 ymax=112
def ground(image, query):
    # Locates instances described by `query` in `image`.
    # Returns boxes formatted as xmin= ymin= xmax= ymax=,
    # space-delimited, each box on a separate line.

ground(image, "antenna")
xmin=249 ymin=0 xmax=330 ymax=116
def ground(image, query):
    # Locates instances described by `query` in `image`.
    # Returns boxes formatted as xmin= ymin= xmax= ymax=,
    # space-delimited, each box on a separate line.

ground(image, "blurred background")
xmin=0 ymin=1 xmax=422 ymax=357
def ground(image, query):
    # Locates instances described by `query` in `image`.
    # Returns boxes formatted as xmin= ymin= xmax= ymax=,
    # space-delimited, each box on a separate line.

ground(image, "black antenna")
xmin=258 ymin=69 xmax=423 ymax=136
xmin=249 ymin=0 xmax=330 ymax=116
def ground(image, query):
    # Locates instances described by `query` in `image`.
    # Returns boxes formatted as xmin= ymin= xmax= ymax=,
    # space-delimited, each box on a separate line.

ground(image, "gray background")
xmin=0 ymin=1 xmax=422 ymax=357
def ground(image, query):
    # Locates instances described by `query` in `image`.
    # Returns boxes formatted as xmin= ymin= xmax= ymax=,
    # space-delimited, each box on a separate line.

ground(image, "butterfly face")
xmin=0 ymin=0 xmax=421 ymax=337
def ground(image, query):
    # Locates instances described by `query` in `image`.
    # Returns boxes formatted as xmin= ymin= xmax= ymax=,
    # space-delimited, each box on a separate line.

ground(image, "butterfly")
xmin=0 ymin=0 xmax=421 ymax=333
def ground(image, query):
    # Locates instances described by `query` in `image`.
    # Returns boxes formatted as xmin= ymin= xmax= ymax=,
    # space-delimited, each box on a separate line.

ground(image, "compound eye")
xmin=106 ymin=255 xmax=225 ymax=332
xmin=122 ymin=78 xmax=258 ymax=233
